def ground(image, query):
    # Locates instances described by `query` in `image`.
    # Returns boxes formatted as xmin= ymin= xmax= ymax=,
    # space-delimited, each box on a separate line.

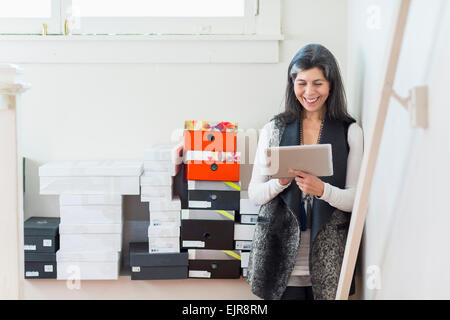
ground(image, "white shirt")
xmin=248 ymin=120 xmax=364 ymax=286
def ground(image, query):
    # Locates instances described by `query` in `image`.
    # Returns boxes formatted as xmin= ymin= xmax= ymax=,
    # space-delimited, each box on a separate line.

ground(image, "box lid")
xmin=148 ymin=224 xmax=180 ymax=237
xmin=188 ymin=249 xmax=241 ymax=261
xmin=129 ymin=242 xmax=188 ymax=267
xmin=143 ymin=143 xmax=183 ymax=163
xmin=59 ymin=223 xmax=122 ymax=234
xmin=187 ymin=180 xmax=241 ymax=191
xmin=24 ymin=217 xmax=60 ymax=236
xmin=39 ymin=160 xmax=143 ymax=177
xmin=149 ymin=197 xmax=181 ymax=211
xmin=184 ymin=120 xmax=238 ymax=132
xmin=181 ymin=209 xmax=235 ymax=221
xmin=184 ymin=151 xmax=240 ymax=162
xmin=56 ymin=250 xmax=120 ymax=262
xmin=25 ymin=252 xmax=56 ymax=262
xmin=59 ymin=194 xmax=122 ymax=206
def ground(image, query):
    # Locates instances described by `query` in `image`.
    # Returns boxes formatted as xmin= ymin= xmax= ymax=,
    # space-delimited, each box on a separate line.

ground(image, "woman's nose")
xmin=305 ymin=85 xmax=315 ymax=95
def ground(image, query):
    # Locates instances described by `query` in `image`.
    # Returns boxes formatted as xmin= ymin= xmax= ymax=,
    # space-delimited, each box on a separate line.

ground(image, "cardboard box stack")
xmin=140 ymin=144 xmax=183 ymax=253
xmin=38 ymin=160 xmax=142 ymax=280
xmin=235 ymin=191 xmax=259 ymax=277
xmin=129 ymin=143 xmax=188 ymax=280
xmin=24 ymin=217 xmax=60 ymax=279
xmin=182 ymin=120 xmax=241 ymax=279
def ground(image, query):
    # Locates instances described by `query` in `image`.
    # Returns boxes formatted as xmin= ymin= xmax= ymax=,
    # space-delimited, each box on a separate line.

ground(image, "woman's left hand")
xmin=288 ymin=169 xmax=325 ymax=197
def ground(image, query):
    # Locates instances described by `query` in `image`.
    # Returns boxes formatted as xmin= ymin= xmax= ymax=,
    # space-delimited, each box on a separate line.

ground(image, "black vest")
xmin=246 ymin=115 xmax=357 ymax=299
xmin=278 ymin=115 xmax=351 ymax=249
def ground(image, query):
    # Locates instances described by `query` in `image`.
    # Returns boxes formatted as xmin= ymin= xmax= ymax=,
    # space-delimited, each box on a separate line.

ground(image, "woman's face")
xmin=293 ymin=67 xmax=330 ymax=114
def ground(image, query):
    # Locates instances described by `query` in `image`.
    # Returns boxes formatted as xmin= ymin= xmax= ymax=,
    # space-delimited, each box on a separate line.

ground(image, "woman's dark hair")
xmin=273 ymin=43 xmax=355 ymax=125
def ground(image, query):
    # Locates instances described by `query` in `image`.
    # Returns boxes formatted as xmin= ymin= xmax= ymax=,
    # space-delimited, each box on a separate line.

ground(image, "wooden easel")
xmin=0 ymin=65 xmax=30 ymax=299
xmin=336 ymin=0 xmax=414 ymax=300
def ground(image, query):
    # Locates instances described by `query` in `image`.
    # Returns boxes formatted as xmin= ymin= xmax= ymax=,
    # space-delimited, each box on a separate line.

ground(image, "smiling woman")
xmin=246 ymin=44 xmax=364 ymax=300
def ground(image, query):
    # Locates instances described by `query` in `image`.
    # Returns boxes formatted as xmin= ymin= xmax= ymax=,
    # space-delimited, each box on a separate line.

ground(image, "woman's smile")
xmin=304 ymin=96 xmax=320 ymax=105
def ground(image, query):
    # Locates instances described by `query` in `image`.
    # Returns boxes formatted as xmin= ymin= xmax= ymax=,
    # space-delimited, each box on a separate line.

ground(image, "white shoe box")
xmin=150 ymin=210 xmax=180 ymax=219
xmin=56 ymin=250 xmax=121 ymax=280
xmin=141 ymin=186 xmax=173 ymax=200
xmin=143 ymin=143 xmax=183 ymax=163
xmin=148 ymin=237 xmax=180 ymax=253
xmin=60 ymin=205 xmax=123 ymax=224
xmin=40 ymin=176 xmax=140 ymax=195
xmin=149 ymin=218 xmax=180 ymax=227
xmin=148 ymin=224 xmax=180 ymax=238
xmin=60 ymin=194 xmax=122 ymax=206
xmin=234 ymin=223 xmax=256 ymax=241
xmin=59 ymin=223 xmax=122 ymax=252
xmin=143 ymin=162 xmax=180 ymax=177
xmin=240 ymin=191 xmax=261 ymax=214
xmin=39 ymin=160 xmax=143 ymax=195
xmin=39 ymin=160 xmax=143 ymax=177
xmin=149 ymin=211 xmax=181 ymax=227
xmin=149 ymin=197 xmax=181 ymax=211
xmin=140 ymin=172 xmax=174 ymax=186
xmin=149 ymin=211 xmax=180 ymax=225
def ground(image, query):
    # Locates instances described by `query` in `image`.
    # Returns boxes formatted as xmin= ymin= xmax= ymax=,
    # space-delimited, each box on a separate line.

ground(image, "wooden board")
xmin=335 ymin=0 xmax=412 ymax=300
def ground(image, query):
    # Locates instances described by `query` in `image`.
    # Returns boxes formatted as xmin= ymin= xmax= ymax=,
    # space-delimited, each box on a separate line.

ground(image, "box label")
xmin=24 ymin=245 xmax=36 ymax=251
xmin=183 ymin=240 xmax=205 ymax=248
xmin=240 ymin=215 xmax=257 ymax=224
xmin=25 ymin=271 xmax=39 ymax=277
xmin=188 ymin=201 xmax=211 ymax=208
xmin=149 ymin=247 xmax=179 ymax=253
xmin=44 ymin=265 xmax=54 ymax=272
xmin=235 ymin=241 xmax=252 ymax=250
xmin=189 ymin=270 xmax=211 ymax=278
xmin=43 ymin=239 xmax=52 ymax=247
xmin=132 ymin=266 xmax=141 ymax=273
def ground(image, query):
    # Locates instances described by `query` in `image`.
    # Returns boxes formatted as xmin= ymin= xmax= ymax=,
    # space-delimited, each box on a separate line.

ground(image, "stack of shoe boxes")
xmin=38 ymin=160 xmax=142 ymax=280
xmin=235 ymin=191 xmax=260 ymax=277
xmin=24 ymin=217 xmax=60 ymax=279
xmin=129 ymin=144 xmax=188 ymax=280
xmin=141 ymin=144 xmax=183 ymax=253
xmin=182 ymin=120 xmax=241 ymax=279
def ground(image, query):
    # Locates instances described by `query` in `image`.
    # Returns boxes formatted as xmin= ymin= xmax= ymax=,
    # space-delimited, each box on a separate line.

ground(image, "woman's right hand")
xmin=278 ymin=177 xmax=294 ymax=186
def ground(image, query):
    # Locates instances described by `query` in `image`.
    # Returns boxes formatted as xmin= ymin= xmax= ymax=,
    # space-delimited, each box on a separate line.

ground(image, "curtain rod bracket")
xmin=391 ymin=86 xmax=428 ymax=129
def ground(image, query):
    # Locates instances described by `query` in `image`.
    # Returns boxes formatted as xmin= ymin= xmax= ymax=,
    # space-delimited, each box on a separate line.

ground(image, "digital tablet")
xmin=261 ymin=144 xmax=333 ymax=179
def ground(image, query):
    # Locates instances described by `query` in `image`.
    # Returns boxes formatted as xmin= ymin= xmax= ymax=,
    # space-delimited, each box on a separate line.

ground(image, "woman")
xmin=246 ymin=44 xmax=364 ymax=300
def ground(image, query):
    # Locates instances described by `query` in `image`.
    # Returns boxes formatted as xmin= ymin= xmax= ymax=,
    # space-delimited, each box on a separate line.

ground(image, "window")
xmin=0 ymin=0 xmax=262 ymax=35
xmin=0 ymin=0 xmax=61 ymax=34
xmin=0 ymin=0 xmax=52 ymax=18
xmin=71 ymin=0 xmax=245 ymax=17
xmin=66 ymin=0 xmax=255 ymax=35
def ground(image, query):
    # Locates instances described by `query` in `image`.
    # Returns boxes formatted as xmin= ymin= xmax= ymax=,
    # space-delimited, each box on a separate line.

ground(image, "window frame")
xmin=0 ymin=0 xmax=61 ymax=34
xmin=60 ymin=0 xmax=258 ymax=35
xmin=0 ymin=0 xmax=282 ymax=64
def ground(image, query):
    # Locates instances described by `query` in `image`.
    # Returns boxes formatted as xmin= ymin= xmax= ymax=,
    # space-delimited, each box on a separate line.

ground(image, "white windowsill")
xmin=0 ymin=34 xmax=284 ymax=64
xmin=0 ymin=34 xmax=283 ymax=41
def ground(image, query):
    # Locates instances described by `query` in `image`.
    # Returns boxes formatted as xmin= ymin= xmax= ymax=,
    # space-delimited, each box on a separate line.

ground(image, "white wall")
xmin=348 ymin=0 xmax=450 ymax=299
xmin=8 ymin=0 xmax=351 ymax=299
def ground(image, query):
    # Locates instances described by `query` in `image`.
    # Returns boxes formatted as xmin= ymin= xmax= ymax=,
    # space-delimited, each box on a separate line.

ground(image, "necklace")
xmin=299 ymin=115 xmax=324 ymax=202
xmin=299 ymin=116 xmax=324 ymax=145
